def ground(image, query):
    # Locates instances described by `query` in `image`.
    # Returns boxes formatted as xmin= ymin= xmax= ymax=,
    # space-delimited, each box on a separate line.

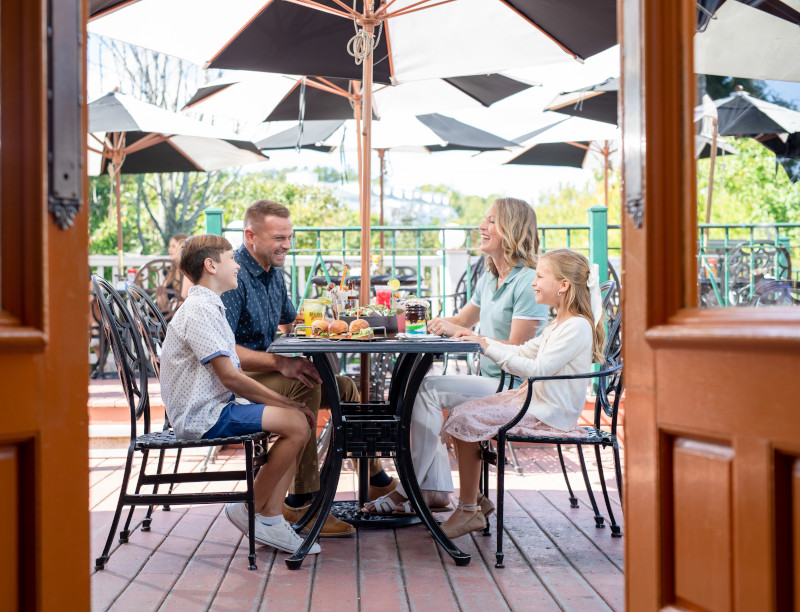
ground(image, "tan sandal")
xmin=440 ymin=503 xmax=486 ymax=539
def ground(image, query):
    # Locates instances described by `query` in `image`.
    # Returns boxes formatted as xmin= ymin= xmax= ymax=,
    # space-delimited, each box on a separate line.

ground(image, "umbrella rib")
xmin=375 ymin=0 xmax=402 ymax=17
xmin=386 ymin=0 xmax=456 ymax=19
xmin=547 ymin=90 xmax=604 ymax=112
xmin=309 ymin=77 xmax=358 ymax=100
xmin=123 ymin=133 xmax=171 ymax=156
xmin=282 ymin=0 xmax=357 ymax=19
xmin=494 ymin=0 xmax=578 ymax=60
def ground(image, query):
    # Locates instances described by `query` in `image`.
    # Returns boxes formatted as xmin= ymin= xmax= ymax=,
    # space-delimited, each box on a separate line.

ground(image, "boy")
xmin=160 ymin=234 xmax=320 ymax=555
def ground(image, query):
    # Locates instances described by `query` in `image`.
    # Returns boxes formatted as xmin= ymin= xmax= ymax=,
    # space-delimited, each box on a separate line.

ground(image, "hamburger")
xmin=349 ymin=318 xmax=373 ymax=340
xmin=311 ymin=319 xmax=329 ymax=337
xmin=328 ymin=319 xmax=349 ymax=339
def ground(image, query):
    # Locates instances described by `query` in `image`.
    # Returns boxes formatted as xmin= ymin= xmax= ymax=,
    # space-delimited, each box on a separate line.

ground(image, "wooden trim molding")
xmin=646 ymin=308 xmax=800 ymax=350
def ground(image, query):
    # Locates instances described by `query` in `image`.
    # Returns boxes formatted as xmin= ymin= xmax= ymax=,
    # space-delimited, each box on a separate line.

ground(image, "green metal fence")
xmin=205 ymin=207 xmax=798 ymax=309
xmin=205 ymin=206 xmax=621 ymax=309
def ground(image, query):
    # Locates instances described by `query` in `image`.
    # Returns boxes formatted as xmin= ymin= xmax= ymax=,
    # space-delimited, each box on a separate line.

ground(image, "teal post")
xmin=777 ymin=236 xmax=791 ymax=280
xmin=588 ymin=206 xmax=609 ymax=283
xmin=205 ymin=207 xmax=224 ymax=236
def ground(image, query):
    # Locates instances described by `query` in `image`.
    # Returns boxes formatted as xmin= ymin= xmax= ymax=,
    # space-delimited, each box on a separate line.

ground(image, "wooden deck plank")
xmin=510 ymin=489 xmax=624 ymax=611
xmin=359 ymin=528 xmax=410 ymax=611
xmin=498 ymin=491 xmax=614 ymax=611
xmin=395 ymin=524 xmax=461 ymax=612
xmin=90 ymin=445 xmax=625 ymax=612
xmin=307 ymin=529 xmax=360 ymax=611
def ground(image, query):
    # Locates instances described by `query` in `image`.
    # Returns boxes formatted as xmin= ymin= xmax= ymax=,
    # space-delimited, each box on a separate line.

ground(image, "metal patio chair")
xmin=91 ymin=275 xmax=267 ymax=571
xmin=481 ymin=314 xmax=624 ymax=568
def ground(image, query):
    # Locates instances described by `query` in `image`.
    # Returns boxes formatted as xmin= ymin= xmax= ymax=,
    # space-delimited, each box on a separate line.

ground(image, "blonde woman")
xmin=365 ymin=198 xmax=548 ymax=515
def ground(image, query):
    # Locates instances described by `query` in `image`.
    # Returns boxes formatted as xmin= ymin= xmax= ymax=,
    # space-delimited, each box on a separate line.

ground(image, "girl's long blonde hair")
xmin=485 ymin=197 xmax=540 ymax=277
xmin=540 ymin=249 xmax=606 ymax=362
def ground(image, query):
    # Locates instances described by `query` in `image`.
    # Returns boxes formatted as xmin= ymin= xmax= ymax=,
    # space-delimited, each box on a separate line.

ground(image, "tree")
xmin=90 ymin=35 xmax=238 ymax=254
xmin=697 ymin=138 xmax=800 ymax=242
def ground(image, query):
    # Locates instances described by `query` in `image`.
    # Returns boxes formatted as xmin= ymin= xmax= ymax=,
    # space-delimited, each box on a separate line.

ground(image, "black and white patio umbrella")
xmin=88 ymin=91 xmax=269 ymax=277
xmin=89 ymin=0 xmax=618 ymax=83
xmin=695 ymin=0 xmax=800 ymax=81
xmin=507 ymin=117 xmax=735 ymax=207
xmin=545 ymin=78 xmax=619 ymax=126
xmin=254 ymin=120 xmax=345 ymax=152
xmin=184 ymin=72 xmax=536 ymax=124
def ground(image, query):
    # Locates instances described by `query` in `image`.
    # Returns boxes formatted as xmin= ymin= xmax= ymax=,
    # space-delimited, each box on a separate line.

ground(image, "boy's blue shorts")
xmin=202 ymin=402 xmax=265 ymax=439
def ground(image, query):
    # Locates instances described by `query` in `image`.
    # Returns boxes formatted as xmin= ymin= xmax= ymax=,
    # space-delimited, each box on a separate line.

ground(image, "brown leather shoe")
xmin=368 ymin=478 xmax=398 ymax=501
xmin=282 ymin=503 xmax=355 ymax=538
xmin=440 ymin=508 xmax=487 ymax=539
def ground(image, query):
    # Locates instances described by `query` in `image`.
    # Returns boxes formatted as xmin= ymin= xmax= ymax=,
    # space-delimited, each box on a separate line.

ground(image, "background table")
xmin=268 ymin=335 xmax=481 ymax=569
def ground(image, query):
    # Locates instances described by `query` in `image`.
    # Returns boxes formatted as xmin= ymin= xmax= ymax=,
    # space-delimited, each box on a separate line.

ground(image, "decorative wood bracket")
xmin=47 ymin=0 xmax=83 ymax=230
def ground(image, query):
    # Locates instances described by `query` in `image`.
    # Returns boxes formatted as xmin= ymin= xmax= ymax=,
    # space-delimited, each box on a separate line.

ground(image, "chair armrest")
xmin=496 ymin=363 xmax=623 ymax=435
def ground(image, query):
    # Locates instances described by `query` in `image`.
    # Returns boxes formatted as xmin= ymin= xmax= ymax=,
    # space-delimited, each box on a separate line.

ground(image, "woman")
xmin=365 ymin=197 xmax=548 ymax=514
xmin=440 ymin=250 xmax=605 ymax=537
xmin=166 ymin=233 xmax=192 ymax=299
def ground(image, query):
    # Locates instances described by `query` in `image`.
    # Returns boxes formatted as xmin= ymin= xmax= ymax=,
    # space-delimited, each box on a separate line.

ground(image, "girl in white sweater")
xmin=439 ymin=249 xmax=606 ymax=539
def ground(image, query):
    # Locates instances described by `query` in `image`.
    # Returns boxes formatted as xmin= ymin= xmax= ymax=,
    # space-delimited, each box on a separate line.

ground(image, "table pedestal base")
xmin=330 ymin=500 xmax=422 ymax=529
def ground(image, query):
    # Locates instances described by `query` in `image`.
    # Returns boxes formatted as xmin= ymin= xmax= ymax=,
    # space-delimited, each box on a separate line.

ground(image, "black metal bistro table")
xmin=267 ymin=335 xmax=481 ymax=569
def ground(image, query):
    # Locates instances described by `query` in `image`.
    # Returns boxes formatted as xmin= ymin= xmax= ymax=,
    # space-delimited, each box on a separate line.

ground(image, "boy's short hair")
xmin=179 ymin=234 xmax=233 ymax=283
xmin=243 ymin=200 xmax=290 ymax=229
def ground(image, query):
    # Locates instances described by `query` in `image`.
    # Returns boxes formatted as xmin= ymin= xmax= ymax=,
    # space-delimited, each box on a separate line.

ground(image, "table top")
xmin=268 ymin=335 xmax=481 ymax=355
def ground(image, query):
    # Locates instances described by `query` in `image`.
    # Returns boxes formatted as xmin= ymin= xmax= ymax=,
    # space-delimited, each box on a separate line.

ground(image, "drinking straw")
xmin=339 ymin=262 xmax=348 ymax=291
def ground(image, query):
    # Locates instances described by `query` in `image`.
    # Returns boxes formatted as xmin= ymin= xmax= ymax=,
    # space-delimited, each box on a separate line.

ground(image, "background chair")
xmin=91 ymin=275 xmax=267 ymax=571
xmin=133 ymin=258 xmax=185 ymax=321
xmin=482 ymin=311 xmax=624 ymax=568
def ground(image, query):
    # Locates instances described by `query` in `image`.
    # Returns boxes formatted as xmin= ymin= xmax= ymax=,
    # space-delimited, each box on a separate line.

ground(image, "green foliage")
xmin=697 ymin=138 xmax=800 ymax=236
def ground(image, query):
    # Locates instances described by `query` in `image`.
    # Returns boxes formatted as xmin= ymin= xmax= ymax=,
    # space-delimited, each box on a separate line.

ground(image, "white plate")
xmin=396 ymin=333 xmax=453 ymax=341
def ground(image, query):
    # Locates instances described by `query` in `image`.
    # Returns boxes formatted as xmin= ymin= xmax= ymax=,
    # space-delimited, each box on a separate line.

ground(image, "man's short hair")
xmin=179 ymin=234 xmax=233 ymax=283
xmin=243 ymin=200 xmax=290 ymax=230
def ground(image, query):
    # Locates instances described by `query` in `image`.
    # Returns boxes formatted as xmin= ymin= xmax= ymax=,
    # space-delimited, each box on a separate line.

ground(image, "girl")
xmin=365 ymin=197 xmax=547 ymax=515
xmin=439 ymin=249 xmax=606 ymax=538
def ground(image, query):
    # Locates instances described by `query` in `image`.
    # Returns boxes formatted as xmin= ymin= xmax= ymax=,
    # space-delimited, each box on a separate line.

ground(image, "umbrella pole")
xmin=704 ymin=118 xmax=718 ymax=245
xmin=378 ymin=148 xmax=386 ymax=252
xmin=603 ymin=141 xmax=610 ymax=208
xmin=359 ymin=16 xmax=376 ymax=402
xmin=115 ymin=167 xmax=123 ymax=282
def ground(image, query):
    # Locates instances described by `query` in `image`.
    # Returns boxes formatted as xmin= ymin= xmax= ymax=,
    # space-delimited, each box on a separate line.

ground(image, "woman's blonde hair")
xmin=539 ymin=249 xmax=606 ymax=362
xmin=485 ymin=197 xmax=540 ymax=276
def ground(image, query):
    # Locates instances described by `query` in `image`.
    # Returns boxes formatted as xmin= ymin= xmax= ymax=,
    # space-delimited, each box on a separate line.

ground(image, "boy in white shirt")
xmin=161 ymin=234 xmax=320 ymax=555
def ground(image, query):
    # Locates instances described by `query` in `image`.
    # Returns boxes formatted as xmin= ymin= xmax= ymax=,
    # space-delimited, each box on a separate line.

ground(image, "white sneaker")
xmin=225 ymin=503 xmax=321 ymax=555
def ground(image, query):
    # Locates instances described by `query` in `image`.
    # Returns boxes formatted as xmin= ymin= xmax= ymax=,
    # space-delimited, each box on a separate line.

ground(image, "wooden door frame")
xmin=0 ymin=0 xmax=89 ymax=608
xmin=621 ymin=0 xmax=800 ymax=608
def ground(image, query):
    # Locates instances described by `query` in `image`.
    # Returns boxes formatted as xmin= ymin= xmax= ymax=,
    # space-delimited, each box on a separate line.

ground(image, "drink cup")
xmin=374 ymin=285 xmax=392 ymax=308
xmin=302 ymin=299 xmax=325 ymax=337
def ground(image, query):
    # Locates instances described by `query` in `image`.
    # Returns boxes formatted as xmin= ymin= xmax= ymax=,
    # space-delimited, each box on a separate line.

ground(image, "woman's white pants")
xmin=396 ymin=374 xmax=499 ymax=496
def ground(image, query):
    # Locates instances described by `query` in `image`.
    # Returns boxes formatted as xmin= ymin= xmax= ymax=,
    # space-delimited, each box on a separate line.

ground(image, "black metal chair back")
xmin=127 ymin=282 xmax=168 ymax=380
xmin=133 ymin=258 xmax=184 ymax=321
xmin=92 ymin=275 xmax=151 ymax=433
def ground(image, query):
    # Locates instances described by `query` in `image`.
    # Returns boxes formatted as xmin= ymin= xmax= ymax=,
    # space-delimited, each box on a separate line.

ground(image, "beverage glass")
xmin=302 ymin=299 xmax=325 ymax=337
xmin=374 ymin=285 xmax=392 ymax=308
xmin=404 ymin=299 xmax=429 ymax=335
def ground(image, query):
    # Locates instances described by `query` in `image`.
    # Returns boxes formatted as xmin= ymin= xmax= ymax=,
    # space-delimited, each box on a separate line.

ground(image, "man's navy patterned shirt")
xmin=221 ymin=244 xmax=296 ymax=351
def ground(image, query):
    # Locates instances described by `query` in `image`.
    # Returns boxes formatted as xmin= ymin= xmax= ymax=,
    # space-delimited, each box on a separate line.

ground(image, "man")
xmin=222 ymin=200 xmax=396 ymax=537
